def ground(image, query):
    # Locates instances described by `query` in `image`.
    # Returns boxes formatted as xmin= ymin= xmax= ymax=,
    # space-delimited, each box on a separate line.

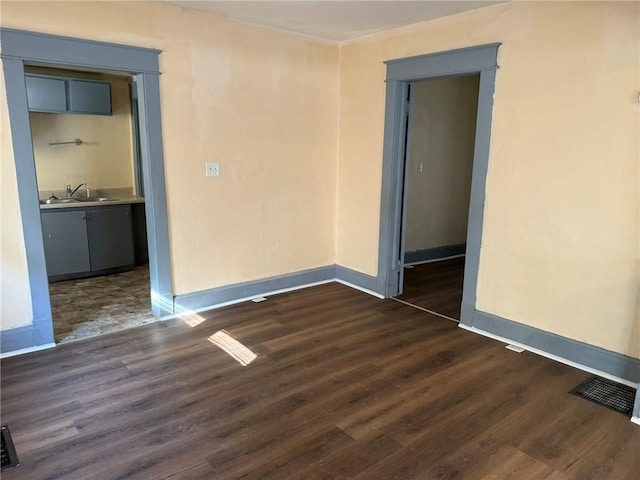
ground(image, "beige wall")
xmin=2 ymin=1 xmax=639 ymax=361
xmin=1 ymin=65 xmax=33 ymax=330
xmin=0 ymin=0 xmax=340 ymax=321
xmin=337 ymin=1 xmax=640 ymax=357
xmin=405 ymin=75 xmax=479 ymax=253
xmin=30 ymin=72 xmax=135 ymax=194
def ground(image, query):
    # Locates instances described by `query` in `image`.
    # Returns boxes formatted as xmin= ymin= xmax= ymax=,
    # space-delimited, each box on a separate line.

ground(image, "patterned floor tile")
xmin=49 ymin=265 xmax=157 ymax=343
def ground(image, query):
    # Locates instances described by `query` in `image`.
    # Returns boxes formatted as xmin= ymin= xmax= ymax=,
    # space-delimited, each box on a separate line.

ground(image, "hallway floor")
xmin=49 ymin=265 xmax=156 ymax=343
xmin=398 ymin=257 xmax=465 ymax=320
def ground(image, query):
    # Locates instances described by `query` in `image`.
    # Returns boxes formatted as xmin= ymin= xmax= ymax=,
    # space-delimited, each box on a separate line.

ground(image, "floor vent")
xmin=1 ymin=425 xmax=19 ymax=471
xmin=570 ymin=376 xmax=636 ymax=416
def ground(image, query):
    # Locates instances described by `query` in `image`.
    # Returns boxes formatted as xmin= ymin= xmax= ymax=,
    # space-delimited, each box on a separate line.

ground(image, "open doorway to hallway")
xmin=397 ymin=74 xmax=480 ymax=321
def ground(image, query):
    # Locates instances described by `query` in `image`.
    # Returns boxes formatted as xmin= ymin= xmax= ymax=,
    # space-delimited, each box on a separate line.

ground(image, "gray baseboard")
xmin=175 ymin=264 xmax=384 ymax=314
xmin=404 ymin=243 xmax=466 ymax=264
xmin=633 ymin=386 xmax=640 ymax=420
xmin=335 ymin=265 xmax=379 ymax=293
xmin=0 ymin=315 xmax=54 ymax=354
xmin=174 ymin=265 xmax=336 ymax=313
xmin=463 ymin=310 xmax=640 ymax=383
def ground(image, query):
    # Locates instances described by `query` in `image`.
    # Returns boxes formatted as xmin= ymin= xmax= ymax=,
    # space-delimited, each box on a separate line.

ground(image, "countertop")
xmin=39 ymin=188 xmax=145 ymax=210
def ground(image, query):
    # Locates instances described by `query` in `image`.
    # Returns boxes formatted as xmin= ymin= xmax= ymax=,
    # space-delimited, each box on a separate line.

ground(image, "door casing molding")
xmin=1 ymin=28 xmax=173 ymax=352
xmin=376 ymin=43 xmax=500 ymax=326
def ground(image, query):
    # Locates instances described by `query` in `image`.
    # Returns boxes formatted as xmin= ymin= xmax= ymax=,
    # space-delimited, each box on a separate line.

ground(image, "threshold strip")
xmin=391 ymin=298 xmax=459 ymax=323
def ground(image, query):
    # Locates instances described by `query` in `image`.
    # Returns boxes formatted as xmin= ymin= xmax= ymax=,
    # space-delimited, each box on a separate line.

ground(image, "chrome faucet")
xmin=66 ymin=183 xmax=85 ymax=198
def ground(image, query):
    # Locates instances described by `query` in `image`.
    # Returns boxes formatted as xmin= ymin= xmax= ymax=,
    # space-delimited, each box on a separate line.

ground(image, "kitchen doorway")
xmin=26 ymin=64 xmax=155 ymax=343
xmin=396 ymin=75 xmax=480 ymax=321
xmin=1 ymin=29 xmax=173 ymax=353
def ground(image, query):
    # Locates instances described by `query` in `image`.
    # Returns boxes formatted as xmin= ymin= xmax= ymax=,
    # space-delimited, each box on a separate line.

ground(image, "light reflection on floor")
xmin=207 ymin=330 xmax=257 ymax=366
xmin=178 ymin=311 xmax=206 ymax=328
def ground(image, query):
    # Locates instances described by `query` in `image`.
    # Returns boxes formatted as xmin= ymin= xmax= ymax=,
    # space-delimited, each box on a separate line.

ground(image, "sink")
xmin=40 ymin=196 xmax=117 ymax=205
xmin=81 ymin=197 xmax=116 ymax=202
xmin=40 ymin=197 xmax=82 ymax=205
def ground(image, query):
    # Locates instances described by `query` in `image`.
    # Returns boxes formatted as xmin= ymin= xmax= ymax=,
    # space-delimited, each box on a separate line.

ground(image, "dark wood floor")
xmin=399 ymin=257 xmax=465 ymax=319
xmin=1 ymin=283 xmax=638 ymax=479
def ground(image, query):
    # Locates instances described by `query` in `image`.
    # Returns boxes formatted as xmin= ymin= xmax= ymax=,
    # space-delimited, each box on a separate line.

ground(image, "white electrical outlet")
xmin=205 ymin=162 xmax=220 ymax=177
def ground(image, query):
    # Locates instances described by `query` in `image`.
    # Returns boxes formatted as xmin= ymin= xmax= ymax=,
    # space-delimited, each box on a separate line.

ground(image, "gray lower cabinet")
xmin=41 ymin=205 xmax=134 ymax=281
xmin=86 ymin=206 xmax=134 ymax=271
xmin=41 ymin=209 xmax=91 ymax=277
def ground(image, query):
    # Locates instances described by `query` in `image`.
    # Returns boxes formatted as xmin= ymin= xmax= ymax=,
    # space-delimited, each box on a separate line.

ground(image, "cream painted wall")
xmin=0 ymin=0 xmax=340 ymax=326
xmin=1 ymin=63 xmax=33 ymax=330
xmin=405 ymin=75 xmax=479 ymax=253
xmin=2 ymin=1 xmax=638 ymax=362
xmin=337 ymin=2 xmax=640 ymax=357
xmin=30 ymin=73 xmax=135 ymax=194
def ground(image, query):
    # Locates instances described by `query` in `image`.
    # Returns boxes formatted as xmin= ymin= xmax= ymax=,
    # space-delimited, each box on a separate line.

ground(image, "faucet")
xmin=66 ymin=183 xmax=85 ymax=198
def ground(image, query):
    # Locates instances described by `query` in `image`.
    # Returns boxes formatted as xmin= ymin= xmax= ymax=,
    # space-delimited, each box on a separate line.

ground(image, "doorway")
xmin=1 ymin=28 xmax=173 ymax=353
xmin=25 ymin=64 xmax=154 ymax=343
xmin=376 ymin=44 xmax=500 ymax=327
xmin=396 ymin=75 xmax=480 ymax=321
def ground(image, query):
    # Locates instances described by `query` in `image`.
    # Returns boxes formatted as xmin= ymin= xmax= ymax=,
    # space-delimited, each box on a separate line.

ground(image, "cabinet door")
xmin=68 ymin=80 xmax=111 ymax=115
xmin=41 ymin=210 xmax=90 ymax=277
xmin=87 ymin=206 xmax=134 ymax=272
xmin=25 ymin=75 xmax=67 ymax=112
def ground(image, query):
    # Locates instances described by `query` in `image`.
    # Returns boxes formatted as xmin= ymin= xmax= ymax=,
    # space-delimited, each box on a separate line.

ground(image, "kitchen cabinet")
xmin=68 ymin=80 xmax=112 ymax=115
xmin=24 ymin=76 xmax=67 ymax=113
xmin=86 ymin=206 xmax=135 ymax=271
xmin=25 ymin=74 xmax=112 ymax=115
xmin=41 ymin=205 xmax=134 ymax=281
xmin=41 ymin=209 xmax=91 ymax=277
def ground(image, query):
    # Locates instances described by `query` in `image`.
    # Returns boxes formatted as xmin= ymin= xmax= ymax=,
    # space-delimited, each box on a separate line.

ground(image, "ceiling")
xmin=161 ymin=1 xmax=502 ymax=43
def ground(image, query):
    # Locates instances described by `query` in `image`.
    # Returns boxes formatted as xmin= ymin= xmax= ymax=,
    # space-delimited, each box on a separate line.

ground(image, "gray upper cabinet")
xmin=25 ymin=74 xmax=112 ymax=115
xmin=25 ymin=76 xmax=67 ymax=113
xmin=68 ymin=80 xmax=112 ymax=115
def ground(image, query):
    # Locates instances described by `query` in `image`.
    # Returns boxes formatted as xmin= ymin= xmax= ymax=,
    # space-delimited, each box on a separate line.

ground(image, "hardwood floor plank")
xmin=399 ymin=257 xmax=465 ymax=318
xmin=1 ymin=282 xmax=637 ymax=480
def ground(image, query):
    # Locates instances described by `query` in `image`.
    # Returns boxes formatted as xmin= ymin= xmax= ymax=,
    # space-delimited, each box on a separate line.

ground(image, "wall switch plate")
xmin=206 ymin=162 xmax=220 ymax=177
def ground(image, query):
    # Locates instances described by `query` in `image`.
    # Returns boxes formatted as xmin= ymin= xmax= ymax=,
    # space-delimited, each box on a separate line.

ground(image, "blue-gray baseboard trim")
xmin=404 ymin=243 xmax=466 ymax=264
xmin=335 ymin=265 xmax=379 ymax=293
xmin=0 ymin=315 xmax=54 ymax=354
xmin=632 ymin=386 xmax=640 ymax=425
xmin=174 ymin=265 xmax=336 ymax=313
xmin=463 ymin=310 xmax=640 ymax=383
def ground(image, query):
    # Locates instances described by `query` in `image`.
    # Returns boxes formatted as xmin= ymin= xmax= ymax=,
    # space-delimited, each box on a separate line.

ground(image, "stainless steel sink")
xmin=40 ymin=197 xmax=81 ymax=205
xmin=40 ymin=196 xmax=117 ymax=205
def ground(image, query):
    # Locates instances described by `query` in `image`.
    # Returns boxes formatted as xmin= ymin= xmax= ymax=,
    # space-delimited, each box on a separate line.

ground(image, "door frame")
xmin=376 ymin=43 xmax=500 ymax=325
xmin=1 ymin=28 xmax=174 ymax=352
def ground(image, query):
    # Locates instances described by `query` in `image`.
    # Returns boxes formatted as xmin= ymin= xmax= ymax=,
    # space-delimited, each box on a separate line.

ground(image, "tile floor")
xmin=49 ymin=265 xmax=157 ymax=343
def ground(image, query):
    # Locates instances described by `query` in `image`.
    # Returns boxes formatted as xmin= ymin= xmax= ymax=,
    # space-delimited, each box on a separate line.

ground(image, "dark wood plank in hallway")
xmin=399 ymin=257 xmax=465 ymax=319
